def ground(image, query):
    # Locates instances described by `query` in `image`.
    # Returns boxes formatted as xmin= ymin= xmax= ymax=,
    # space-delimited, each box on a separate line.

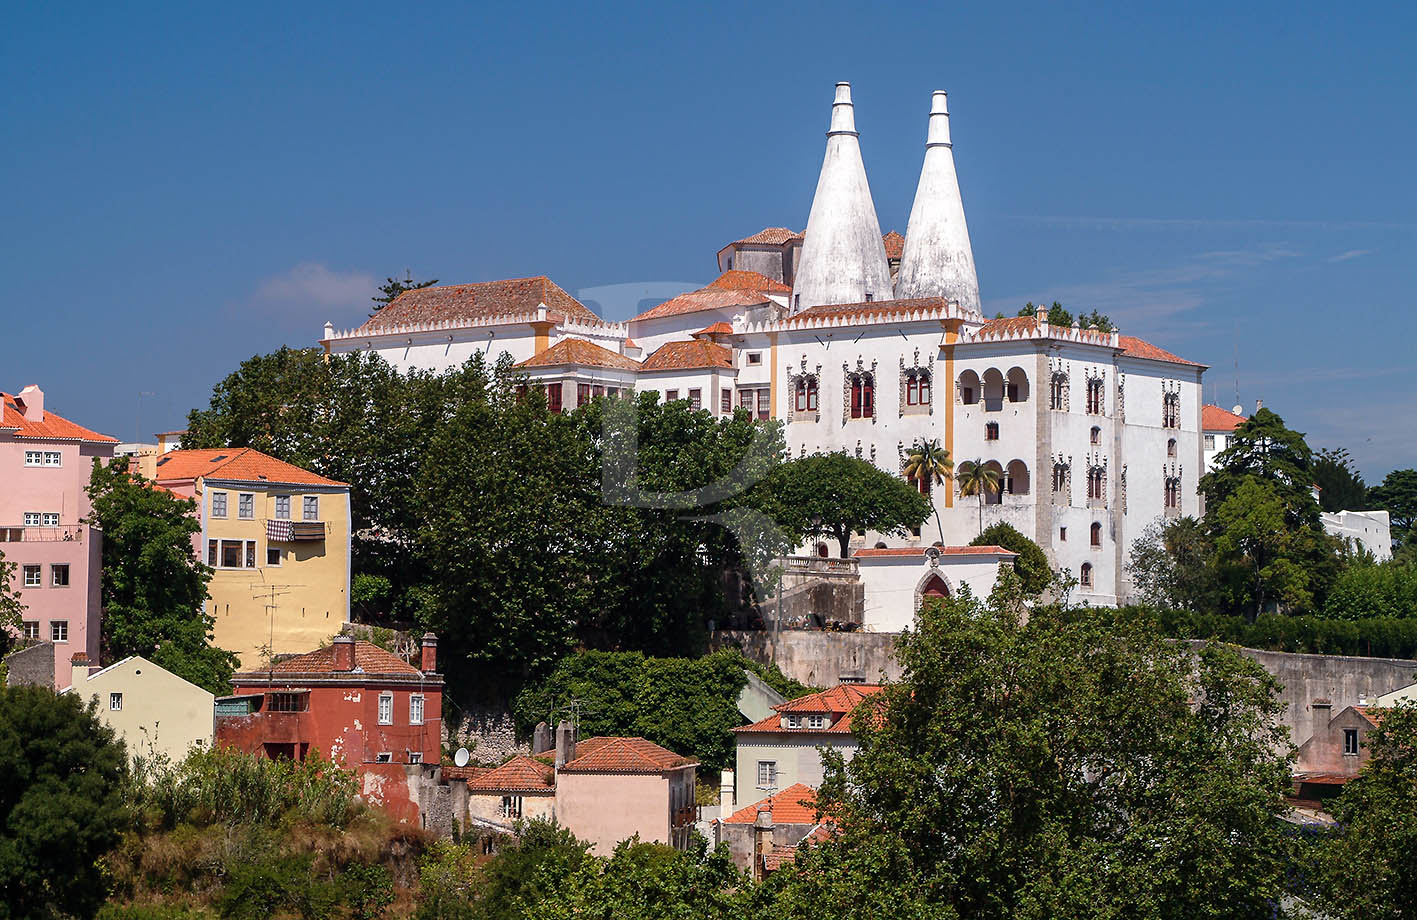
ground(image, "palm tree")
xmin=956 ymin=458 xmax=1001 ymax=536
xmin=903 ymin=438 xmax=953 ymax=544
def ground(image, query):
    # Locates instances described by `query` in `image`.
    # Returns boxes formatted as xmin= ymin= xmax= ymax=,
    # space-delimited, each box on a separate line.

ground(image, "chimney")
xmin=70 ymin=652 xmax=92 ymax=686
xmin=532 ymin=721 xmax=554 ymax=755
xmin=752 ymin=806 xmax=775 ymax=882
xmin=1256 ymin=398 xmax=1264 ymax=413
xmin=719 ymin=769 xmax=737 ymax=822
xmin=554 ymin=719 xmax=577 ymax=769
xmin=420 ymin=632 xmax=438 ymax=674
xmin=16 ymin=384 xmax=44 ymax=422
xmin=332 ymin=634 xmax=356 ymax=672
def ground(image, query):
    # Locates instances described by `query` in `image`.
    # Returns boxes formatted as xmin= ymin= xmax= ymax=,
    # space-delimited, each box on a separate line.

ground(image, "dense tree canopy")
xmin=1015 ymin=301 xmax=1115 ymax=332
xmin=0 ymin=685 xmax=130 ymax=920
xmin=1369 ymin=468 xmax=1417 ymax=551
xmin=1312 ymin=447 xmax=1369 ymax=513
xmin=86 ymin=461 xmax=238 ymax=694
xmin=1127 ymin=515 xmax=1223 ymax=613
xmin=969 ymin=522 xmax=1050 ymax=596
xmin=772 ymin=587 xmax=1294 ymax=919
xmin=765 ymin=453 xmax=930 ymax=558
xmin=0 ymin=550 xmax=24 ymax=660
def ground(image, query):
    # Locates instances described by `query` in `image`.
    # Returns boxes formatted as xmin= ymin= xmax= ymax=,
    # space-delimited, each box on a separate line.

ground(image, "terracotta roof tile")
xmin=639 ymin=340 xmax=734 ymax=372
xmin=1202 ymin=404 xmax=1247 ymax=432
xmin=791 ymin=297 xmax=954 ymax=323
xmin=882 ymin=230 xmax=905 ymax=260
xmin=854 ymin=545 xmax=1017 ymax=558
xmin=707 ymin=270 xmax=791 ymax=295
xmin=735 ymin=685 xmax=886 ymax=735
xmin=560 ymin=737 xmax=697 ymax=773
xmin=1 ymin=392 xmax=118 ymax=443
xmin=724 ymin=784 xmax=819 ymax=825
xmin=241 ymin=640 xmax=423 ymax=677
xmin=694 ymin=321 xmax=735 ymax=337
xmin=1117 ymin=335 xmax=1205 ymax=367
xmin=440 ymin=764 xmax=492 ymax=782
xmin=633 ymin=280 xmax=777 ymax=322
xmin=152 ymin=448 xmax=346 ymax=487
xmin=466 ymin=754 xmax=556 ymax=793
xmin=730 ymin=228 xmax=802 ymax=246
xmin=977 ymin=315 xmax=1041 ymax=336
xmin=356 ymin=277 xmax=601 ymax=332
xmin=514 ymin=338 xmax=640 ymax=371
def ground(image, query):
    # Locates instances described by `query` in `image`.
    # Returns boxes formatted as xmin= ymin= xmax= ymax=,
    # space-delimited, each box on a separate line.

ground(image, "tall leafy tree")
xmin=1308 ymin=703 xmax=1417 ymax=919
xmin=774 ymin=593 xmax=1294 ymax=919
xmin=1312 ymin=447 xmax=1369 ymax=513
xmin=765 ymin=453 xmax=930 ymax=558
xmin=0 ymin=684 xmax=131 ymax=920
xmin=955 ymin=458 xmax=1001 ymax=536
xmin=1369 ymin=468 xmax=1417 ymax=550
xmin=86 ymin=460 xmax=238 ymax=694
xmin=970 ymin=521 xmax=1051 ymax=596
xmin=1126 ymin=515 xmax=1222 ymax=612
xmin=0 ymin=550 xmax=24 ymax=659
xmin=903 ymin=438 xmax=952 ymax=545
xmin=370 ymin=271 xmax=438 ymax=316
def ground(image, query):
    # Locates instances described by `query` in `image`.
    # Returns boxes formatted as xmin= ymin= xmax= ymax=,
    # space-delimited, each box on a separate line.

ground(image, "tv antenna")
xmin=251 ymin=581 xmax=300 ymax=673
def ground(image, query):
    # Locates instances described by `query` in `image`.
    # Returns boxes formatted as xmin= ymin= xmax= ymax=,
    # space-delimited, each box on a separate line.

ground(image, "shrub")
xmin=1324 ymin=561 xmax=1417 ymax=620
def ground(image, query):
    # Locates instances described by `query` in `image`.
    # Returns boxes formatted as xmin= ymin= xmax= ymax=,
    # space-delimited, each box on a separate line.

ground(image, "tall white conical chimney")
xmin=894 ymin=91 xmax=980 ymax=312
xmin=791 ymin=83 xmax=893 ymax=312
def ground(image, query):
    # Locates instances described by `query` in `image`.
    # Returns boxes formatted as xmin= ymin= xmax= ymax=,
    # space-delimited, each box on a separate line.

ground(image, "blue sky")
xmin=3 ymin=1 xmax=1414 ymax=479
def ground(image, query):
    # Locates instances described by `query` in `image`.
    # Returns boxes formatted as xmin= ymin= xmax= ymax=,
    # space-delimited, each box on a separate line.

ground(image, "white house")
xmin=323 ymin=82 xmax=1211 ymax=611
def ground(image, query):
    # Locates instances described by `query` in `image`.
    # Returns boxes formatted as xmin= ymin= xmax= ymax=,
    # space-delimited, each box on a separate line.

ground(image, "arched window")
xmin=905 ymin=370 xmax=932 ymax=406
xmin=958 ymin=370 xmax=980 ymax=405
xmin=1005 ymin=460 xmax=1030 ymax=495
xmin=982 ymin=369 xmax=1005 ymax=410
xmin=1087 ymin=466 xmax=1106 ymax=505
xmin=795 ymin=377 xmax=818 ymax=412
xmin=1091 ymin=426 xmax=1101 ymax=445
xmin=1167 ymin=438 xmax=1177 ymax=458
xmin=1086 ymin=378 xmax=1105 ymax=415
xmin=1163 ymin=392 xmax=1181 ymax=428
xmin=850 ymin=373 xmax=874 ymax=419
xmin=1006 ymin=367 xmax=1029 ymax=403
xmin=1080 ymin=563 xmax=1093 ymax=588
xmin=1051 ymin=463 xmax=1070 ymax=505
xmin=1090 ymin=522 xmax=1102 ymax=546
xmin=1165 ymin=476 xmax=1182 ymax=511
xmin=1050 ymin=373 xmax=1068 ymax=411
xmin=985 ymin=421 xmax=999 ymax=441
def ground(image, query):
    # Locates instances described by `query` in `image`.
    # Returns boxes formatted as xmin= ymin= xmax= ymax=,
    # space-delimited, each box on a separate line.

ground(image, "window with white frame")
xmin=51 ymin=620 xmax=68 ymax=642
xmin=24 ymin=451 xmax=61 ymax=467
xmin=275 ymin=495 xmax=291 ymax=519
xmin=110 ymin=693 xmax=123 ymax=711
xmin=501 ymin=795 xmax=523 ymax=818
xmin=807 ymin=715 xmax=827 ymax=729
xmin=1204 ymin=434 xmax=1216 ymax=450
xmin=756 ymin=760 xmax=777 ymax=788
xmin=303 ymin=496 xmax=319 ymax=521
xmin=23 ymin=565 xmax=41 ymax=587
xmin=238 ymin=493 xmax=254 ymax=519
xmin=51 ymin=564 xmax=69 ymax=587
xmin=216 ymin=540 xmax=257 ymax=569
xmin=721 ymin=388 xmax=732 ymax=414
xmin=23 ymin=512 xmax=59 ymax=526
xmin=211 ymin=492 xmax=228 ymax=518
xmin=1343 ymin=728 xmax=1359 ymax=756
xmin=378 ymin=693 xmax=393 ymax=725
xmin=22 ymin=621 xmax=39 ymax=641
xmin=43 ymin=451 xmax=60 ymax=466
xmin=375 ymin=752 xmax=392 ymax=763
xmin=410 ymin=695 xmax=424 ymax=725
xmin=408 ymin=751 xmax=423 ymax=764
xmin=24 ymin=451 xmax=42 ymax=466
xmin=689 ymin=388 xmax=702 ymax=411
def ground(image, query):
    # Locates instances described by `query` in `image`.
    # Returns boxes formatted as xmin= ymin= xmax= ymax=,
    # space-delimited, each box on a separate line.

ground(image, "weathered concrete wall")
xmin=450 ymin=704 xmax=528 ymax=765
xmin=713 ymin=630 xmax=901 ymax=687
xmin=3 ymin=641 xmax=55 ymax=688
xmin=717 ymin=630 xmax=1417 ymax=749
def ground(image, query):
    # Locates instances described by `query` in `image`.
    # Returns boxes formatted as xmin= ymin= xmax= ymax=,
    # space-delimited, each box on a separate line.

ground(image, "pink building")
xmin=1 ymin=386 xmax=116 ymax=680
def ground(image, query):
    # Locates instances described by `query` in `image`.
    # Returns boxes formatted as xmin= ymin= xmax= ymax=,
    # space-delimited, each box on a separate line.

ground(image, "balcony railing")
xmin=782 ymin=556 xmax=859 ymax=577
xmin=266 ymin=520 xmax=327 ymax=542
xmin=0 ymin=525 xmax=85 ymax=543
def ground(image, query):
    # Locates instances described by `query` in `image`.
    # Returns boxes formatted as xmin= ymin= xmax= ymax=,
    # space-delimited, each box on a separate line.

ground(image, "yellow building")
xmin=62 ymin=653 xmax=214 ymax=765
xmin=150 ymin=448 xmax=351 ymax=667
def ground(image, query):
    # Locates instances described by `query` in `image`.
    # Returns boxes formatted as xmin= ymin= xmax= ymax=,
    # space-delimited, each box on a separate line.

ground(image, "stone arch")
xmin=1005 ymin=366 xmax=1030 ymax=403
xmin=914 ymin=570 xmax=954 ymax=611
xmin=1005 ymin=459 xmax=1031 ymax=495
xmin=957 ymin=369 xmax=981 ymax=405
xmin=981 ymin=460 xmax=1005 ymax=505
xmin=982 ymin=368 xmax=1005 ymax=408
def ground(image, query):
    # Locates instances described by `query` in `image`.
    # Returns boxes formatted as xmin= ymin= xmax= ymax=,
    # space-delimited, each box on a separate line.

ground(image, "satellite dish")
xmin=454 ymin=747 xmax=470 ymax=768
xmin=1232 ymin=405 xmax=1244 ymax=416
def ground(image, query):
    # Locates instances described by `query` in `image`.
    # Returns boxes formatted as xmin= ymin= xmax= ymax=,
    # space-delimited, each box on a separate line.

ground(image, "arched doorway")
xmin=921 ymin=575 xmax=949 ymax=599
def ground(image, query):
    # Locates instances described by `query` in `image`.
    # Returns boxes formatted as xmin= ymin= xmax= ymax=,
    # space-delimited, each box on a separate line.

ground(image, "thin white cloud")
xmin=1007 ymin=215 xmax=1415 ymax=232
xmin=253 ymin=262 xmax=377 ymax=313
xmin=1327 ymin=249 xmax=1373 ymax=263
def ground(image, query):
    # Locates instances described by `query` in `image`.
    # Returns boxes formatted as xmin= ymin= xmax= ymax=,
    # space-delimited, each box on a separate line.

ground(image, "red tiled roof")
xmin=707 ymin=270 xmax=791 ymax=295
xmin=466 ymin=754 xmax=556 ymax=793
xmin=854 ymin=545 xmax=1017 ymax=558
xmin=1 ymin=392 xmax=118 ymax=443
xmin=560 ymin=737 xmax=697 ymax=773
xmin=694 ymin=321 xmax=735 ymax=337
xmin=514 ymin=338 xmax=640 ymax=371
xmin=356 ymin=277 xmax=601 ymax=332
xmin=633 ymin=284 xmax=777 ymax=322
xmin=724 ymin=784 xmax=819 ymax=825
xmin=1117 ymin=335 xmax=1205 ymax=367
xmin=977 ymin=315 xmax=1040 ymax=336
xmin=730 ymin=227 xmax=802 ymax=247
xmin=792 ymin=297 xmax=954 ymax=323
xmin=257 ymin=641 xmax=423 ymax=676
xmin=882 ymin=230 xmax=905 ymax=260
xmin=1354 ymin=706 xmax=1384 ymax=726
xmin=152 ymin=448 xmax=346 ymax=487
xmin=441 ymin=764 xmax=492 ymax=782
xmin=1202 ymin=404 xmax=1247 ymax=432
xmin=639 ymin=340 xmax=734 ymax=372
xmin=735 ymin=685 xmax=886 ymax=735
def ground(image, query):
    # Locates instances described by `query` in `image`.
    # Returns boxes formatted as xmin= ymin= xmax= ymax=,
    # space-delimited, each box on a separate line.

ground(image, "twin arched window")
xmin=850 ymin=374 xmax=874 ymax=419
xmin=795 ymin=377 xmax=818 ymax=412
xmin=905 ymin=371 xmax=931 ymax=406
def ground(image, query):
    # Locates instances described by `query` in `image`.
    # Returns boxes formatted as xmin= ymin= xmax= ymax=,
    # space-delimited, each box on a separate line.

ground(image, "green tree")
xmin=1308 ymin=703 xmax=1417 ymax=919
xmin=969 ymin=522 xmax=1050 ymax=596
xmin=776 ymin=595 xmax=1294 ymax=920
xmin=85 ymin=461 xmax=237 ymax=694
xmin=1312 ymin=447 xmax=1369 ymax=513
xmin=463 ymin=819 xmax=591 ymax=920
xmin=1199 ymin=407 xmax=1320 ymax=520
xmin=0 ymin=550 xmax=24 ymax=659
xmin=0 ymin=684 xmax=131 ymax=920
xmin=902 ymin=439 xmax=952 ymax=544
xmin=1212 ymin=477 xmax=1317 ymax=617
xmin=954 ymin=458 xmax=1000 ymax=536
xmin=370 ymin=271 xmax=438 ymax=316
xmin=1369 ymin=468 xmax=1417 ymax=550
xmin=1126 ymin=515 xmax=1221 ymax=612
xmin=1017 ymin=300 xmax=1113 ymax=331
xmin=544 ymin=837 xmax=750 ymax=920
xmin=765 ymin=453 xmax=930 ymax=558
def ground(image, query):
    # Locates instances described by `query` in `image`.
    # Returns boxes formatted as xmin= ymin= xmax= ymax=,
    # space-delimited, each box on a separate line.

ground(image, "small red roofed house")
xmin=1294 ymin=705 xmax=1383 ymax=800
xmin=215 ymin=634 xmax=443 ymax=825
xmin=1202 ymin=403 xmax=1248 ymax=472
xmin=713 ymin=783 xmax=825 ymax=874
xmin=465 ymin=754 xmax=557 ymax=828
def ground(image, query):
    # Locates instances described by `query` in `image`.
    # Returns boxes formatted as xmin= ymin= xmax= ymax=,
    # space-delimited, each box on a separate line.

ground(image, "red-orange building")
xmin=216 ymin=634 xmax=443 ymax=822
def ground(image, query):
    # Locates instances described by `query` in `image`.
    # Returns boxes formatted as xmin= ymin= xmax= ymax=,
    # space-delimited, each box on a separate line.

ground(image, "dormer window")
xmin=784 ymin=715 xmax=802 ymax=729
xmin=807 ymin=715 xmax=827 ymax=729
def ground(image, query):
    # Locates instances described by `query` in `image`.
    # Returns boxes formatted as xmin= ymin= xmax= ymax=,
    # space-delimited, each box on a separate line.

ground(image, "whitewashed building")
xmin=322 ymin=83 xmax=1210 ymax=607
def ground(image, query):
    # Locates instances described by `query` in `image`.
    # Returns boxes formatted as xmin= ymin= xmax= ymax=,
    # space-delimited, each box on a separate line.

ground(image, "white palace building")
xmin=322 ymin=83 xmax=1207 ymax=608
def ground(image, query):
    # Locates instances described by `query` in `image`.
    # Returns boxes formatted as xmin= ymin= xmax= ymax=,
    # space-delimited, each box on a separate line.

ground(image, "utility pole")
xmin=251 ymin=582 xmax=298 ymax=673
